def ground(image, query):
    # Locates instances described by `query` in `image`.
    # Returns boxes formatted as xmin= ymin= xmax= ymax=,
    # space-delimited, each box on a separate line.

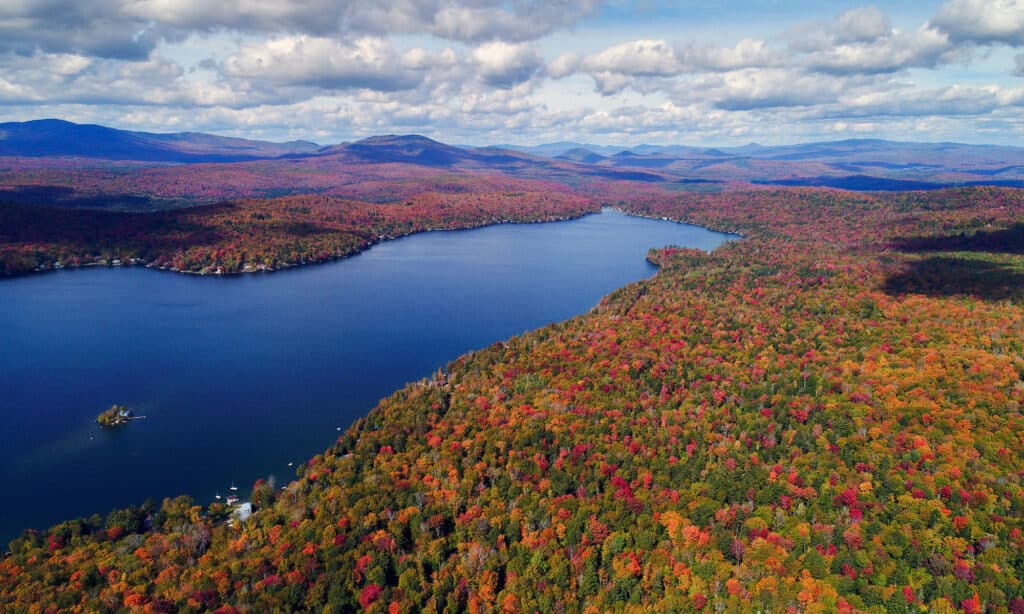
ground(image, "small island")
xmin=96 ymin=405 xmax=134 ymax=428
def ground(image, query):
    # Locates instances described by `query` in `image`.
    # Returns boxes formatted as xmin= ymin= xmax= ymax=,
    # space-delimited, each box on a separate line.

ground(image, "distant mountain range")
xmin=310 ymin=134 xmax=664 ymax=184
xmin=497 ymin=141 xmax=715 ymax=158
xmin=3 ymin=119 xmax=1024 ymax=190
xmin=499 ymin=138 xmax=1024 ymax=165
xmin=500 ymin=137 xmax=1024 ymax=190
xmin=0 ymin=119 xmax=320 ymax=163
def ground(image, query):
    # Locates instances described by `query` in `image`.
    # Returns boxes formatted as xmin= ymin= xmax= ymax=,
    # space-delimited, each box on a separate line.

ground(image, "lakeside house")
xmin=232 ymin=502 xmax=251 ymax=522
xmin=226 ymin=502 xmax=252 ymax=528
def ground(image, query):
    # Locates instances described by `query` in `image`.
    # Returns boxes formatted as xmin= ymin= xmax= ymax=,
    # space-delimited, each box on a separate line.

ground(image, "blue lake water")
xmin=0 ymin=209 xmax=735 ymax=543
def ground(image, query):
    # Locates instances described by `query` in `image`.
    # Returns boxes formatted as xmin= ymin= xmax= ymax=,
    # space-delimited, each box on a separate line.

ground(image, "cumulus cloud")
xmin=930 ymin=0 xmax=1024 ymax=46
xmin=786 ymin=7 xmax=953 ymax=74
xmin=430 ymin=0 xmax=602 ymax=42
xmin=123 ymin=0 xmax=601 ymax=42
xmin=559 ymin=38 xmax=779 ymax=94
xmin=0 ymin=1 xmax=167 ymax=59
xmin=674 ymin=38 xmax=782 ymax=72
xmin=786 ymin=7 xmax=889 ymax=52
xmin=0 ymin=0 xmax=601 ymax=62
xmin=458 ymin=82 xmax=537 ymax=115
xmin=804 ymin=27 xmax=951 ymax=74
xmin=547 ymin=53 xmax=582 ymax=79
xmin=0 ymin=78 xmax=37 ymax=102
xmin=833 ymin=6 xmax=892 ymax=44
xmin=813 ymin=83 xmax=1024 ymax=119
xmin=576 ymin=101 xmax=706 ymax=134
xmin=213 ymin=37 xmax=549 ymax=114
xmin=2 ymin=1 xmax=1024 ymax=146
xmin=222 ymin=36 xmax=430 ymax=92
xmin=472 ymin=42 xmax=543 ymax=87
xmin=0 ymin=51 xmax=272 ymax=108
xmin=123 ymin=0 xmax=350 ymax=35
xmin=587 ymin=39 xmax=679 ymax=77
xmin=699 ymin=69 xmax=857 ymax=111
xmin=220 ymin=37 xmax=546 ymax=98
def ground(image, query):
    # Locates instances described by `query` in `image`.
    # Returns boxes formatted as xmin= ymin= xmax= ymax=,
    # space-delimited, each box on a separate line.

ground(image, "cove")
xmin=0 ymin=209 xmax=736 ymax=543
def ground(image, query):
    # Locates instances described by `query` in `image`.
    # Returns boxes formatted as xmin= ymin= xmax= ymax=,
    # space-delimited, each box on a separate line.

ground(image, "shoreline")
xmin=2 ymin=207 xmax=741 ymax=282
xmin=0 ymin=209 xmax=739 ymax=544
xmin=2 ymin=210 xmax=598 ymax=281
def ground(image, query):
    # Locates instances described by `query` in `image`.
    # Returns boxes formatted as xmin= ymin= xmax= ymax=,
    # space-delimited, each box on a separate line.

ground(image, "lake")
xmin=0 ymin=209 xmax=735 ymax=543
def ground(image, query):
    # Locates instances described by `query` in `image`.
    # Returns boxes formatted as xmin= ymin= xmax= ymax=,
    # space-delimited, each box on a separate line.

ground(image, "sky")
xmin=1 ymin=1 xmax=1023 ymax=146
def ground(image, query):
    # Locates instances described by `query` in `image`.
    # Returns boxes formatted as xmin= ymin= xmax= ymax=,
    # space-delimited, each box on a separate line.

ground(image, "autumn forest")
xmin=2 ymin=120 xmax=1024 ymax=614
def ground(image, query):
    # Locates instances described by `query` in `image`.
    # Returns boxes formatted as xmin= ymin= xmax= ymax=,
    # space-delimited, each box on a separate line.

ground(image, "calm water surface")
xmin=0 ymin=209 xmax=735 ymax=542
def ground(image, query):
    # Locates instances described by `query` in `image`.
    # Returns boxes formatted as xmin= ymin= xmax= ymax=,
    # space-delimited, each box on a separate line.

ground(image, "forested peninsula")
xmin=0 ymin=178 xmax=595 ymax=277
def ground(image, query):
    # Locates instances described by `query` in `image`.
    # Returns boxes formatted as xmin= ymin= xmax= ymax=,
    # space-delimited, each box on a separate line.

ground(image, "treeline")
xmin=0 ymin=155 xmax=585 ymax=210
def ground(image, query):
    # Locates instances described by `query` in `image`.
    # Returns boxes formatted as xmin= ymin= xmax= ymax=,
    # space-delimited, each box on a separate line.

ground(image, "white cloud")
xmin=0 ymin=51 xmax=270 ymax=108
xmin=699 ymin=69 xmax=858 ymax=111
xmin=804 ymin=26 xmax=951 ymax=74
xmin=674 ymin=38 xmax=781 ymax=72
xmin=472 ymin=41 xmax=543 ymax=87
xmin=123 ymin=0 xmax=602 ymax=42
xmin=562 ymin=38 xmax=780 ymax=95
xmin=0 ymin=77 xmax=39 ymax=102
xmin=0 ymin=1 xmax=167 ymax=59
xmin=832 ymin=83 xmax=1024 ymax=118
xmin=833 ymin=6 xmax=892 ymax=44
xmin=2 ymin=1 xmax=1024 ymax=146
xmin=547 ymin=53 xmax=582 ymax=79
xmin=786 ymin=7 xmax=954 ymax=75
xmin=930 ymin=0 xmax=1024 ymax=46
xmin=123 ymin=0 xmax=346 ymax=34
xmin=431 ymin=1 xmax=601 ymax=42
xmin=0 ymin=0 xmax=601 ymax=63
xmin=48 ymin=54 xmax=94 ymax=77
xmin=222 ymin=36 xmax=428 ymax=92
xmin=586 ymin=39 xmax=679 ymax=77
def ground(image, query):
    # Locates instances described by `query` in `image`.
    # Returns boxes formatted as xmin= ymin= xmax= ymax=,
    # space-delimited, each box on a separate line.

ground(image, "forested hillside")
xmin=0 ymin=178 xmax=594 ymax=276
xmin=3 ymin=187 xmax=1024 ymax=613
